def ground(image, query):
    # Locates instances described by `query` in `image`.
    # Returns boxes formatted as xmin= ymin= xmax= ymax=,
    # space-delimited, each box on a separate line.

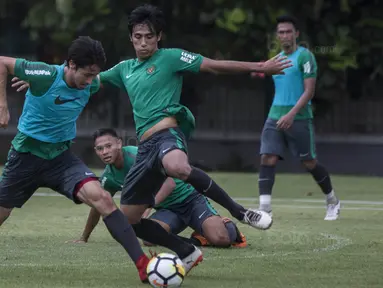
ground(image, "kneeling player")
xmin=142 ymin=178 xmax=247 ymax=248
xmin=70 ymin=128 xmax=246 ymax=248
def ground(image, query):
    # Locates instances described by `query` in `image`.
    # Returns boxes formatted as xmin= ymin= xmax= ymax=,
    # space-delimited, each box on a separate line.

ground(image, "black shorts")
xmin=260 ymin=118 xmax=317 ymax=161
xmin=121 ymin=127 xmax=187 ymax=206
xmin=150 ymin=191 xmax=219 ymax=235
xmin=0 ymin=147 xmax=97 ymax=208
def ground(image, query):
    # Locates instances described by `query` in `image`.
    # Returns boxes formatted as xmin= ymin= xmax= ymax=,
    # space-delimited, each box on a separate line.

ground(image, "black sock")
xmin=307 ymin=163 xmax=333 ymax=194
xmin=103 ymin=209 xmax=145 ymax=263
xmin=133 ymin=219 xmax=195 ymax=259
xmin=258 ymin=165 xmax=275 ymax=196
xmin=225 ymin=221 xmax=240 ymax=244
xmin=178 ymin=235 xmax=203 ymax=246
xmin=186 ymin=167 xmax=246 ymax=221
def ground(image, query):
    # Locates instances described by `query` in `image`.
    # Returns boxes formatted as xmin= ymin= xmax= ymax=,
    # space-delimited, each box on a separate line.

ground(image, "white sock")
xmin=326 ymin=190 xmax=337 ymax=204
xmin=259 ymin=195 xmax=272 ymax=211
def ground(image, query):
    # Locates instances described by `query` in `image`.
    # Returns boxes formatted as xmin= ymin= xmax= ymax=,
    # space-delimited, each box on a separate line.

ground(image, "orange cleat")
xmin=190 ymin=231 xmax=211 ymax=246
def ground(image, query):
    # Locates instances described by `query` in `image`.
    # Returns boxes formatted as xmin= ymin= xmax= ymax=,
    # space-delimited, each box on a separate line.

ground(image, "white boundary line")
xmin=32 ymin=192 xmax=383 ymax=211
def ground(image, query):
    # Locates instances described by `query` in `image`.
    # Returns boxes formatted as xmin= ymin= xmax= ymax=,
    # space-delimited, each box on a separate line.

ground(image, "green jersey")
xmin=99 ymin=48 xmax=204 ymax=139
xmin=100 ymin=146 xmax=138 ymax=195
xmin=100 ymin=146 xmax=195 ymax=208
xmin=269 ymin=46 xmax=317 ymax=120
xmin=11 ymin=59 xmax=100 ymax=159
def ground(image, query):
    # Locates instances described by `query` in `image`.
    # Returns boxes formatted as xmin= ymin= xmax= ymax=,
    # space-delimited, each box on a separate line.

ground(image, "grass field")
xmin=1 ymin=171 xmax=383 ymax=288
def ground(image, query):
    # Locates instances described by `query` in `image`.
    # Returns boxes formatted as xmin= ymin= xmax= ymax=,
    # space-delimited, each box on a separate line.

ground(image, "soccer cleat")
xmin=220 ymin=217 xmax=247 ymax=248
xmin=241 ymin=209 xmax=273 ymax=230
xmin=232 ymin=232 xmax=247 ymax=248
xmin=135 ymin=254 xmax=150 ymax=283
xmin=324 ymin=200 xmax=340 ymax=221
xmin=181 ymin=245 xmax=203 ymax=274
xmin=190 ymin=231 xmax=210 ymax=246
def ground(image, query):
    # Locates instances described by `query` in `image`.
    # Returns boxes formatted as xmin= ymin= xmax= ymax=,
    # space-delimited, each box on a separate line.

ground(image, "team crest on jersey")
xmin=146 ymin=65 xmax=155 ymax=74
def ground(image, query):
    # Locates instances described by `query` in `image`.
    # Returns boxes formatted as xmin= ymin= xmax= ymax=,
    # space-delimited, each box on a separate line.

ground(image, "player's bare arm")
xmin=142 ymin=178 xmax=176 ymax=219
xmin=154 ymin=178 xmax=176 ymax=206
xmin=0 ymin=57 xmax=16 ymax=127
xmin=67 ymin=207 xmax=102 ymax=244
xmin=200 ymin=55 xmax=292 ymax=75
xmin=277 ymin=77 xmax=316 ymax=130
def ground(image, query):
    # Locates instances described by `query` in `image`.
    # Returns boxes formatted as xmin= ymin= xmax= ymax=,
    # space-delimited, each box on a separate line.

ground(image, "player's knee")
xmin=206 ymin=229 xmax=231 ymax=247
xmin=162 ymin=150 xmax=191 ymax=180
xmin=164 ymin=161 xmax=191 ymax=180
xmin=302 ymin=159 xmax=317 ymax=170
xmin=79 ymin=183 xmax=115 ymax=214
xmin=203 ymin=217 xmax=231 ymax=247
xmin=261 ymin=154 xmax=278 ymax=166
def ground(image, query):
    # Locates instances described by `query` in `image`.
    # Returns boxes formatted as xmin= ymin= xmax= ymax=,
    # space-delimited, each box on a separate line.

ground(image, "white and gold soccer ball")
xmin=147 ymin=253 xmax=186 ymax=287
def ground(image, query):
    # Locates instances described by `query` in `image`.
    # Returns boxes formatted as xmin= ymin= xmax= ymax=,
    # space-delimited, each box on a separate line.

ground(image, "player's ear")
xmin=295 ymin=29 xmax=300 ymax=38
xmin=68 ymin=60 xmax=77 ymax=70
xmin=117 ymin=138 xmax=123 ymax=148
xmin=157 ymin=31 xmax=162 ymax=42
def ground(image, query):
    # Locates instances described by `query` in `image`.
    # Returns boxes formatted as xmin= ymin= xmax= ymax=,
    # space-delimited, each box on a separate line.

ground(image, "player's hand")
xmin=11 ymin=77 xmax=30 ymax=92
xmin=0 ymin=104 xmax=10 ymax=128
xmin=277 ymin=113 xmax=295 ymax=130
xmin=262 ymin=55 xmax=292 ymax=75
xmin=65 ymin=238 xmax=88 ymax=244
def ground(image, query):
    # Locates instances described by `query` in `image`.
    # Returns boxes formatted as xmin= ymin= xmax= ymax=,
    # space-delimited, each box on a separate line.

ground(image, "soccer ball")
xmin=147 ymin=253 xmax=186 ymax=287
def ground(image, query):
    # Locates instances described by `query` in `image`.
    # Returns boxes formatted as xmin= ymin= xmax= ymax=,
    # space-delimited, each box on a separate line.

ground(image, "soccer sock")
xmin=178 ymin=235 xmax=203 ymax=246
xmin=258 ymin=165 xmax=276 ymax=212
xmin=307 ymin=163 xmax=337 ymax=203
xmin=224 ymin=221 xmax=239 ymax=244
xmin=186 ymin=167 xmax=246 ymax=221
xmin=132 ymin=219 xmax=195 ymax=259
xmin=103 ymin=209 xmax=146 ymax=264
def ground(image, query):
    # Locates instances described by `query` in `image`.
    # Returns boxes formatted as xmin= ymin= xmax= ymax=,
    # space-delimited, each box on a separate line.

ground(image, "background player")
xmin=0 ymin=36 xmax=155 ymax=283
xmin=255 ymin=15 xmax=340 ymax=220
xmin=68 ymin=128 xmax=247 ymax=248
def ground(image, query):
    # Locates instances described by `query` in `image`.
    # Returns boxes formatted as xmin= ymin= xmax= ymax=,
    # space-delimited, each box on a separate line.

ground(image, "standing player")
xmin=69 ymin=128 xmax=247 ymax=248
xmin=96 ymin=4 xmax=291 ymax=252
xmin=0 ymin=36 xmax=158 ymax=283
xmin=256 ymin=15 xmax=340 ymax=220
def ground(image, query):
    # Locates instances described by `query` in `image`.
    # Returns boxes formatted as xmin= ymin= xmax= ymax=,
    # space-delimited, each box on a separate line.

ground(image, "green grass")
xmin=1 ymin=172 xmax=383 ymax=287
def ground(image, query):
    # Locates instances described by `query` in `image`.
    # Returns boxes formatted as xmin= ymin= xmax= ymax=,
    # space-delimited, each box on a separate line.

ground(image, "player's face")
xmin=130 ymin=24 xmax=161 ymax=59
xmin=276 ymin=23 xmax=299 ymax=50
xmin=69 ymin=61 xmax=100 ymax=89
xmin=94 ymin=135 xmax=122 ymax=164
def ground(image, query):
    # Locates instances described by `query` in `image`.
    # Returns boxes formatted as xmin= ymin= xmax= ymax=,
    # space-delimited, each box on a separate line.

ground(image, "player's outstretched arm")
xmin=154 ymin=178 xmax=176 ymax=206
xmin=0 ymin=57 xmax=17 ymax=127
xmin=67 ymin=207 xmax=101 ymax=244
xmin=199 ymin=55 xmax=292 ymax=75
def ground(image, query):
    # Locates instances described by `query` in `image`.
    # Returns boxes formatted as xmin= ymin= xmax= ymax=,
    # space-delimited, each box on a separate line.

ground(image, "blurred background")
xmin=0 ymin=0 xmax=382 ymax=175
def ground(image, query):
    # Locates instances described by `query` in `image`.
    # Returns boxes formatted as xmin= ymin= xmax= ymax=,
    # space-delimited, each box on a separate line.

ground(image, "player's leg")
xmin=187 ymin=193 xmax=246 ymax=248
xmin=160 ymin=128 xmax=272 ymax=230
xmin=287 ymin=119 xmax=340 ymax=220
xmin=0 ymin=147 xmax=41 ymax=226
xmin=41 ymin=150 xmax=150 ymax=283
xmin=120 ymin=142 xmax=203 ymax=273
xmin=143 ymin=209 xmax=188 ymax=246
xmin=258 ymin=118 xmax=286 ymax=214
